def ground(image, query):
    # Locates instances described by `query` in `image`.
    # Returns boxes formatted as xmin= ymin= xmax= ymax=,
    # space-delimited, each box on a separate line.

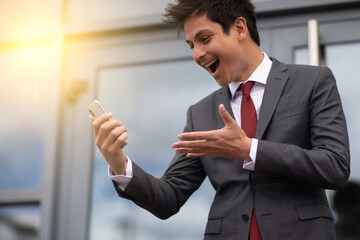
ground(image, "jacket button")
xmin=242 ymin=214 xmax=249 ymax=222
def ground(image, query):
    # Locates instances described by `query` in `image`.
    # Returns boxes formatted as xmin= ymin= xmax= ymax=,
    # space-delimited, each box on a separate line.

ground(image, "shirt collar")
xmin=229 ymin=52 xmax=272 ymax=100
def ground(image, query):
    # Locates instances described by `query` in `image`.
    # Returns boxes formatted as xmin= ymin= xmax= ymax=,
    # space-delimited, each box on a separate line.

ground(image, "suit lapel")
xmin=212 ymin=58 xmax=289 ymax=137
xmin=215 ymin=86 xmax=235 ymax=128
xmin=256 ymin=58 xmax=289 ymax=139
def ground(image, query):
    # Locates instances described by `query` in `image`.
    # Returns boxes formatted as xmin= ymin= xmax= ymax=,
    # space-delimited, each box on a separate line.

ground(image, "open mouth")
xmin=209 ymin=60 xmax=220 ymax=73
xmin=204 ymin=60 xmax=220 ymax=74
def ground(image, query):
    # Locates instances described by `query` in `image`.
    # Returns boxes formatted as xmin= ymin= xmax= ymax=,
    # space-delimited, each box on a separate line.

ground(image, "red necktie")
xmin=240 ymin=81 xmax=262 ymax=240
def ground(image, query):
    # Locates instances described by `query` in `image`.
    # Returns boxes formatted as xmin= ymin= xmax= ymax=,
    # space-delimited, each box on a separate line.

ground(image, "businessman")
xmin=90 ymin=0 xmax=350 ymax=239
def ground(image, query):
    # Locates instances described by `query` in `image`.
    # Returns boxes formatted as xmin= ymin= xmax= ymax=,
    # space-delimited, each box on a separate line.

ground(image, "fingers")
xmin=174 ymin=144 xmax=206 ymax=158
xmin=219 ymin=104 xmax=236 ymax=127
xmin=172 ymin=140 xmax=206 ymax=149
xmin=177 ymin=131 xmax=218 ymax=140
xmin=174 ymin=140 xmax=220 ymax=158
xmin=103 ymin=126 xmax=128 ymax=148
xmin=89 ymin=112 xmax=128 ymax=174
xmin=95 ymin=125 xmax=128 ymax=162
xmin=90 ymin=112 xmax=113 ymax=137
xmin=90 ymin=112 xmax=128 ymax=151
xmin=176 ymin=104 xmax=235 ymax=142
xmin=105 ymin=131 xmax=128 ymax=154
xmin=173 ymin=104 xmax=242 ymax=159
xmin=175 ymin=147 xmax=204 ymax=156
xmin=96 ymin=119 xmax=122 ymax=142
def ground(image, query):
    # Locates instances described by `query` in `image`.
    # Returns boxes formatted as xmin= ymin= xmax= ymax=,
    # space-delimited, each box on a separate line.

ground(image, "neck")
xmin=236 ymin=47 xmax=264 ymax=82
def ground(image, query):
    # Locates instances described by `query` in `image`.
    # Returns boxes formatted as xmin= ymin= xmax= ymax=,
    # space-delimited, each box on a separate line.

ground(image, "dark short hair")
xmin=164 ymin=0 xmax=260 ymax=46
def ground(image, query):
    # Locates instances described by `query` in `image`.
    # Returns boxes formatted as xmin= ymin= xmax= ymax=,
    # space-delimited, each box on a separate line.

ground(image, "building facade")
xmin=0 ymin=0 xmax=359 ymax=239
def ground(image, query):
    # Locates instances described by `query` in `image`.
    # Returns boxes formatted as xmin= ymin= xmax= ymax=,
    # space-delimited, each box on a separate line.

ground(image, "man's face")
xmin=184 ymin=14 xmax=243 ymax=86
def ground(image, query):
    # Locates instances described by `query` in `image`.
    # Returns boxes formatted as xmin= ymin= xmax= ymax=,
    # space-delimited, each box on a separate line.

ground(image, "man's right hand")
xmin=90 ymin=112 xmax=128 ymax=175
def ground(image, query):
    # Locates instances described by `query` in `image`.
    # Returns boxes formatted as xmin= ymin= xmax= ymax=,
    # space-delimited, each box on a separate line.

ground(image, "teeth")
xmin=204 ymin=60 xmax=217 ymax=68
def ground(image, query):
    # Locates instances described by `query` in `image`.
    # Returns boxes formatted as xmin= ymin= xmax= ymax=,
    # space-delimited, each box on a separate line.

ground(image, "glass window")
xmin=89 ymin=59 xmax=219 ymax=240
xmin=325 ymin=42 xmax=360 ymax=182
xmin=66 ymin=0 xmax=171 ymax=24
xmin=294 ymin=47 xmax=308 ymax=65
xmin=0 ymin=46 xmax=54 ymax=190
xmin=296 ymin=42 xmax=360 ymax=240
xmin=325 ymin=42 xmax=360 ymax=239
xmin=0 ymin=204 xmax=40 ymax=240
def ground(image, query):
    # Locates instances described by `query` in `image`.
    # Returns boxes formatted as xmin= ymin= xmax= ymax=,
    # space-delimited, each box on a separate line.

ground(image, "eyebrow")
xmin=185 ymin=29 xmax=211 ymax=44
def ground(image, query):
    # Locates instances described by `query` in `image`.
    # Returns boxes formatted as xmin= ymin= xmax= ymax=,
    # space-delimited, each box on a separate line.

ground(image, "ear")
xmin=234 ymin=17 xmax=247 ymax=42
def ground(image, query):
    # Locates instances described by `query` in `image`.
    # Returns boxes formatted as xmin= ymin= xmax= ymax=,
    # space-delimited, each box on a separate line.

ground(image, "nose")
xmin=193 ymin=45 xmax=206 ymax=65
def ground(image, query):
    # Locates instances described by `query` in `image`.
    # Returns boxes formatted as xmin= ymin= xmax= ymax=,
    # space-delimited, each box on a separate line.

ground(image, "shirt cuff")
xmin=243 ymin=138 xmax=258 ymax=171
xmin=108 ymin=157 xmax=133 ymax=191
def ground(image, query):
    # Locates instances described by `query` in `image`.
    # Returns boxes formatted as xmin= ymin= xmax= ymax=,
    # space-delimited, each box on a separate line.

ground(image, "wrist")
xmin=110 ymin=156 xmax=128 ymax=175
xmin=243 ymin=137 xmax=253 ymax=161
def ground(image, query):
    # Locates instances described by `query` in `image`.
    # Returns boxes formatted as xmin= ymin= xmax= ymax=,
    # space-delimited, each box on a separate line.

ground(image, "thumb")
xmin=219 ymin=104 xmax=236 ymax=127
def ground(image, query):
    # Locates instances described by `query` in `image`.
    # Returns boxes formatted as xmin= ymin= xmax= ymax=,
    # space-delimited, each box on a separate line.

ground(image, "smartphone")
xmin=88 ymin=100 xmax=127 ymax=148
xmin=88 ymin=100 xmax=108 ymax=119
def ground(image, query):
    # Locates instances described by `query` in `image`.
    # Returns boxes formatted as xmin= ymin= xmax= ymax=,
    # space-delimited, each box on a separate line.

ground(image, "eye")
xmin=201 ymin=36 xmax=211 ymax=43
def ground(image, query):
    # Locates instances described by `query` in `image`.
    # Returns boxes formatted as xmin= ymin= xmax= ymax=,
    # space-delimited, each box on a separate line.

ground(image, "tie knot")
xmin=240 ymin=81 xmax=255 ymax=95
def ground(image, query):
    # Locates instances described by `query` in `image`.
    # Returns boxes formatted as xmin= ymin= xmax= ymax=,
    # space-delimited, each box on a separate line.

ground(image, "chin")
xmin=215 ymin=78 xmax=230 ymax=87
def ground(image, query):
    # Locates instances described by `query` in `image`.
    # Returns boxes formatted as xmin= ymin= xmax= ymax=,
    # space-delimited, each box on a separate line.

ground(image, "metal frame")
xmin=255 ymin=0 xmax=360 ymax=15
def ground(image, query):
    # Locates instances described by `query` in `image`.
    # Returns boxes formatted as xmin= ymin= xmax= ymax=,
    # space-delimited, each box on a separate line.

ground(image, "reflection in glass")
xmin=333 ymin=181 xmax=360 ymax=239
xmin=89 ymin=60 xmax=219 ymax=240
xmin=0 ymin=46 xmax=54 ymax=190
xmin=0 ymin=204 xmax=40 ymax=240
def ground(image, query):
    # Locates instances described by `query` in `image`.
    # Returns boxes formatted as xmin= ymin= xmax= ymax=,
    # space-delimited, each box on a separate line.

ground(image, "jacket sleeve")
xmin=114 ymin=105 xmax=206 ymax=219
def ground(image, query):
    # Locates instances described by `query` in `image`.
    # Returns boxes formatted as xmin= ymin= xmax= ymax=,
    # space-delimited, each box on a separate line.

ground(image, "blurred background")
xmin=0 ymin=0 xmax=359 ymax=239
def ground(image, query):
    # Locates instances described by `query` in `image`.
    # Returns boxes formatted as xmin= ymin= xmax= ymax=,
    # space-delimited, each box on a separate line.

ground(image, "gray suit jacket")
xmin=115 ymin=58 xmax=350 ymax=240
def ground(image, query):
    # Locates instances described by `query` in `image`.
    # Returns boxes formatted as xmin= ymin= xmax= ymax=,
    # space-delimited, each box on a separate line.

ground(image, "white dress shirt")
xmin=109 ymin=53 xmax=272 ymax=189
xmin=228 ymin=53 xmax=272 ymax=170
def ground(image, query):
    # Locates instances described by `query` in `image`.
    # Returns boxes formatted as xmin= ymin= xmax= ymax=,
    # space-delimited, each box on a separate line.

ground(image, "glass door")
xmin=64 ymin=28 xmax=220 ymax=240
xmin=90 ymin=58 xmax=219 ymax=240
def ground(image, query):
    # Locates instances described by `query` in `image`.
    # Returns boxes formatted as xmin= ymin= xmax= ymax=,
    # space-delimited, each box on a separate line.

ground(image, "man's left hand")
xmin=172 ymin=104 xmax=252 ymax=161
